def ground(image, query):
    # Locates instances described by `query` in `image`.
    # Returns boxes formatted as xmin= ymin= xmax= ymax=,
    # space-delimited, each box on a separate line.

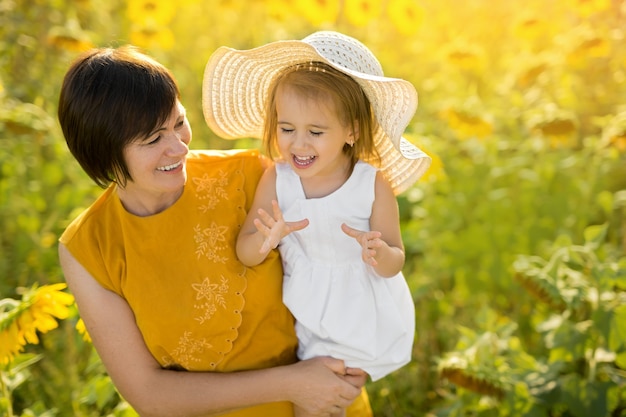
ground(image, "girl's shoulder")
xmin=354 ymin=159 xmax=377 ymax=172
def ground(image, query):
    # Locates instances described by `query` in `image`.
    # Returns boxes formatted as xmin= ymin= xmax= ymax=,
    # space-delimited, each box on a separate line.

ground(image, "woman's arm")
xmin=59 ymin=243 xmax=361 ymax=417
xmin=342 ymin=172 xmax=405 ymax=278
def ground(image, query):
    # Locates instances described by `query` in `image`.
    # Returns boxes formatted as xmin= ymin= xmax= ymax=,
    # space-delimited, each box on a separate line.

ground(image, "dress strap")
xmin=275 ymin=162 xmax=305 ymax=209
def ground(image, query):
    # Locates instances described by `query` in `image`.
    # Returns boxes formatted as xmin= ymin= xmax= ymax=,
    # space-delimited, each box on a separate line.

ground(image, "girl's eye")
xmin=280 ymin=127 xmax=294 ymax=133
xmin=310 ymin=131 xmax=323 ymax=137
xmin=176 ymin=118 xmax=185 ymax=128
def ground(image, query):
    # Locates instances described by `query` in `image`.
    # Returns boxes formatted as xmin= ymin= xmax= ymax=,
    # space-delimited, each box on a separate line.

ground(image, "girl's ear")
xmin=347 ymin=121 xmax=359 ymax=146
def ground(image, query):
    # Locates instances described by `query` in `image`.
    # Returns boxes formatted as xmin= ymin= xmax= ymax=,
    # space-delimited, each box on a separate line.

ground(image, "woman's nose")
xmin=166 ymin=133 xmax=189 ymax=155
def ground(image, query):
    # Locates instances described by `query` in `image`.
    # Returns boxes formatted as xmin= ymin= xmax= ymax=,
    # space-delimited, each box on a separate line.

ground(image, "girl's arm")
xmin=342 ymin=171 xmax=405 ymax=277
xmin=59 ymin=243 xmax=361 ymax=417
xmin=236 ymin=167 xmax=308 ymax=266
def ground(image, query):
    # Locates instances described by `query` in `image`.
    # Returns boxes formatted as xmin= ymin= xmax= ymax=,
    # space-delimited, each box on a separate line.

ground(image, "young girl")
xmin=203 ymin=31 xmax=431 ymax=415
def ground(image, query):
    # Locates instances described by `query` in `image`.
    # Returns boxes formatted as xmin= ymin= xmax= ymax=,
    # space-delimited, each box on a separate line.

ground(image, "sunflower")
xmin=76 ymin=318 xmax=92 ymax=343
xmin=439 ymin=107 xmax=493 ymax=140
xmin=514 ymin=272 xmax=567 ymax=311
xmin=438 ymin=350 xmax=508 ymax=399
xmin=567 ymin=0 xmax=612 ymax=18
xmin=344 ymin=0 xmax=381 ymax=27
xmin=525 ymin=104 xmax=578 ymax=149
xmin=47 ymin=24 xmax=94 ymax=52
xmin=513 ymin=15 xmax=548 ymax=42
xmin=0 ymin=320 xmax=20 ymax=366
xmin=126 ymin=0 xmax=176 ymax=26
xmin=295 ymin=0 xmax=340 ymax=26
xmin=387 ymin=0 xmax=424 ymax=36
xmin=601 ymin=112 xmax=626 ymax=153
xmin=567 ymin=35 xmax=611 ymax=68
xmin=516 ymin=61 xmax=548 ymax=88
xmin=130 ymin=25 xmax=175 ymax=50
xmin=440 ymin=366 xmax=505 ymax=399
xmin=0 ymin=284 xmax=74 ymax=365
xmin=562 ymin=24 xmax=611 ymax=69
xmin=443 ymin=41 xmax=485 ymax=72
xmin=265 ymin=0 xmax=295 ymax=20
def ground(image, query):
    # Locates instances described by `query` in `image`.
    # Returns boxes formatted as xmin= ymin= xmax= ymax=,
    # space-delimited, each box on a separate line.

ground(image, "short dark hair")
xmin=58 ymin=46 xmax=179 ymax=187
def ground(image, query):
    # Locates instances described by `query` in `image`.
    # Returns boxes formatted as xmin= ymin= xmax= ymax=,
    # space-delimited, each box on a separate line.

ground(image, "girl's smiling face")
xmin=117 ymin=100 xmax=191 ymax=216
xmin=275 ymin=84 xmax=356 ymax=188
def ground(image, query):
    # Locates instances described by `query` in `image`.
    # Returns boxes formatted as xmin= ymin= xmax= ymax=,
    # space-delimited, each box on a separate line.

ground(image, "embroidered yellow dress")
xmin=60 ymin=149 xmax=371 ymax=417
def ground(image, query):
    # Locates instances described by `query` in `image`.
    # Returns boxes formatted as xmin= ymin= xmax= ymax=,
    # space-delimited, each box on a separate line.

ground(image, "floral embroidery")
xmin=160 ymin=157 xmax=248 ymax=371
xmin=194 ymin=223 xmax=229 ymax=263
xmin=170 ymin=331 xmax=214 ymax=369
xmin=193 ymin=171 xmax=229 ymax=212
xmin=192 ymin=276 xmax=229 ymax=324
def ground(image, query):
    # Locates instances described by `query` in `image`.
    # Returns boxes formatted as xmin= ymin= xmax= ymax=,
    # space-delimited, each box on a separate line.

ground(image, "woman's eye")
xmin=147 ymin=135 xmax=161 ymax=145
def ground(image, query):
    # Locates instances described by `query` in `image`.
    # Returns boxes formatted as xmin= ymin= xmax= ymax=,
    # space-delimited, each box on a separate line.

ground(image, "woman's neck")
xmin=116 ymin=185 xmax=184 ymax=217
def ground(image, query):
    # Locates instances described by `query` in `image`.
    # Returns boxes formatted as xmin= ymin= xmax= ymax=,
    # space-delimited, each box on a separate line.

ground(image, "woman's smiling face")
xmin=118 ymin=100 xmax=192 ymax=215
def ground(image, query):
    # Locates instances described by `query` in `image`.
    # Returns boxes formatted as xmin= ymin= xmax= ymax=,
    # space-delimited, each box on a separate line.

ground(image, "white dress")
xmin=276 ymin=160 xmax=415 ymax=381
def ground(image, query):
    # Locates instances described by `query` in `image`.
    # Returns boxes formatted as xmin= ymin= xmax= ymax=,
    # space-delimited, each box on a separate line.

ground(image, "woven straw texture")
xmin=203 ymin=31 xmax=431 ymax=194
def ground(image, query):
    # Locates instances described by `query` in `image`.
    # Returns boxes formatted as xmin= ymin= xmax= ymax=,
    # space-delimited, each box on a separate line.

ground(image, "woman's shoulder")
xmin=186 ymin=149 xmax=270 ymax=195
xmin=186 ymin=149 xmax=263 ymax=167
xmin=59 ymin=185 xmax=117 ymax=245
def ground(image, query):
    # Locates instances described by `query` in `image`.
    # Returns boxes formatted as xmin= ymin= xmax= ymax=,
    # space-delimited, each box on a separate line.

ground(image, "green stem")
xmin=0 ymin=368 xmax=15 ymax=417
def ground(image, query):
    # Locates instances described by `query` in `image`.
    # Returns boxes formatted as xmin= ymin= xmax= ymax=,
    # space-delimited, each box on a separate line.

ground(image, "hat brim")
xmin=202 ymin=39 xmax=431 ymax=194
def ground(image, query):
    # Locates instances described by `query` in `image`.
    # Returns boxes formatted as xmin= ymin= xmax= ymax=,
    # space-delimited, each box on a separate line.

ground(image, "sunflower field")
xmin=1 ymin=0 xmax=625 ymax=416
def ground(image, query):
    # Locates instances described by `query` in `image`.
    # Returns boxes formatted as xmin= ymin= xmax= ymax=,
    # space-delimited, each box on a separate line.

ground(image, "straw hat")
xmin=202 ymin=31 xmax=431 ymax=194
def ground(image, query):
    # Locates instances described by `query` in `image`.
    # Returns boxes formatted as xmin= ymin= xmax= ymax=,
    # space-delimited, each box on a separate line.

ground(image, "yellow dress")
xmin=60 ymin=149 xmax=371 ymax=417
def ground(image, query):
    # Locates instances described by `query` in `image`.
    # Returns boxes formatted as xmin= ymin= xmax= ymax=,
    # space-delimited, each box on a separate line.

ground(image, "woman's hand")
xmin=286 ymin=357 xmax=362 ymax=416
xmin=342 ymin=367 xmax=368 ymax=389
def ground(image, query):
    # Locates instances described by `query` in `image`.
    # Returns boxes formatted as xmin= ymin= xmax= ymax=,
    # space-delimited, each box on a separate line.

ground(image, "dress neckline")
xmin=294 ymin=160 xmax=364 ymax=201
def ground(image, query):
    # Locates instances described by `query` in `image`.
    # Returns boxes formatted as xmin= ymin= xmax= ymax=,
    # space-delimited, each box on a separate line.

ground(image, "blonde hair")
xmin=263 ymin=62 xmax=380 ymax=167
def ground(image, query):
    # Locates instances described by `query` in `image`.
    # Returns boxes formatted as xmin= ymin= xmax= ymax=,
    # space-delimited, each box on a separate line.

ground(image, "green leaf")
xmin=94 ymin=374 xmax=117 ymax=410
xmin=596 ymin=191 xmax=614 ymax=216
xmin=615 ymin=351 xmax=626 ymax=369
xmin=113 ymin=401 xmax=140 ymax=417
xmin=583 ymin=224 xmax=608 ymax=248
xmin=609 ymin=304 xmax=626 ymax=352
xmin=560 ymin=374 xmax=613 ymax=417
xmin=6 ymin=353 xmax=43 ymax=374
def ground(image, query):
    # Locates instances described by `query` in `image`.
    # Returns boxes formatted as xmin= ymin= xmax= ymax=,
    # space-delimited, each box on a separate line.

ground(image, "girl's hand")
xmin=340 ymin=223 xmax=385 ymax=266
xmin=254 ymin=200 xmax=308 ymax=254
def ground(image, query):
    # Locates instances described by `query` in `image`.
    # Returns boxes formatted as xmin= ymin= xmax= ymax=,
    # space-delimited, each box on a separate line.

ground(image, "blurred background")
xmin=1 ymin=0 xmax=625 ymax=416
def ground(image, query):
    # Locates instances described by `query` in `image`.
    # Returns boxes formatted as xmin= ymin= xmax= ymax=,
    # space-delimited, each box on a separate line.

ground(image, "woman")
xmin=57 ymin=45 xmax=371 ymax=417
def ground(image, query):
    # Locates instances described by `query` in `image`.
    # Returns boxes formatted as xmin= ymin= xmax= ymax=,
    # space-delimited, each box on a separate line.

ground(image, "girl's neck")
xmin=300 ymin=157 xmax=355 ymax=199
